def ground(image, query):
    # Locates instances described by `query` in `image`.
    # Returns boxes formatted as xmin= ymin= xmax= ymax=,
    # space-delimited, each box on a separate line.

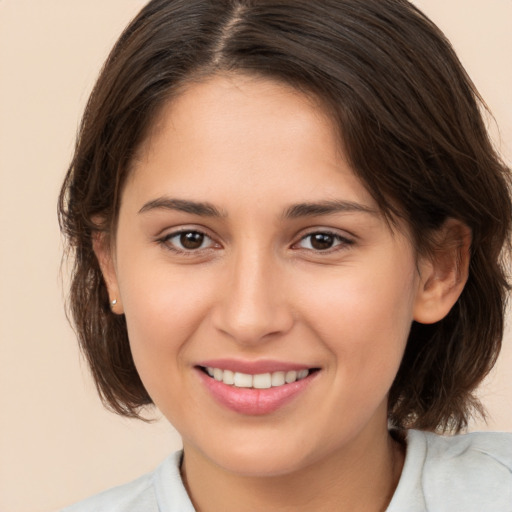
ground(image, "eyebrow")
xmin=283 ymin=200 xmax=378 ymax=219
xmin=138 ymin=197 xmax=377 ymax=219
xmin=138 ymin=197 xmax=226 ymax=217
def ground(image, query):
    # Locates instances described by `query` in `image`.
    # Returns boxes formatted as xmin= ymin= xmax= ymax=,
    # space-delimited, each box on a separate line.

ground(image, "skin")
xmin=96 ymin=74 xmax=469 ymax=511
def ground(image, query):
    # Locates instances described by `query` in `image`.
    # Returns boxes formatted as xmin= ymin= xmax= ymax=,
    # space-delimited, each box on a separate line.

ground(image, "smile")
xmin=204 ymin=367 xmax=310 ymax=389
xmin=197 ymin=363 xmax=320 ymax=415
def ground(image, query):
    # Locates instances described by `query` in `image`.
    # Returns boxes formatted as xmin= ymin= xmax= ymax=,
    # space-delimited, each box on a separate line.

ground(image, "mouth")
xmin=200 ymin=366 xmax=315 ymax=389
xmin=196 ymin=362 xmax=320 ymax=415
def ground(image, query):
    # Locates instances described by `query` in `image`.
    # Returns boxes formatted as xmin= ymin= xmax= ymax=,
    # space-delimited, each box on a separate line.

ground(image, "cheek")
xmin=118 ymin=266 xmax=219 ymax=419
xmin=301 ymin=258 xmax=418 ymax=379
xmin=115 ymin=250 xmax=216 ymax=375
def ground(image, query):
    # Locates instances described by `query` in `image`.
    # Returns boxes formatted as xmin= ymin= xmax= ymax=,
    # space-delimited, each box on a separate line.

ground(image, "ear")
xmin=413 ymin=219 xmax=471 ymax=324
xmin=92 ymin=230 xmax=124 ymax=315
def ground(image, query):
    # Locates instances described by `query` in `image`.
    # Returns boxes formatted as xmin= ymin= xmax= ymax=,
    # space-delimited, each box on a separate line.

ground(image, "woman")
xmin=59 ymin=0 xmax=512 ymax=510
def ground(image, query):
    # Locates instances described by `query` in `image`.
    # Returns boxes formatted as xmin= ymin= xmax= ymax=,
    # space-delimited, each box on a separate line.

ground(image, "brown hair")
xmin=59 ymin=0 xmax=512 ymax=431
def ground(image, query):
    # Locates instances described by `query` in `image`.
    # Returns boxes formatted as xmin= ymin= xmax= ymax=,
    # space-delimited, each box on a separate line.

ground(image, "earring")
xmin=110 ymin=299 xmax=118 ymax=309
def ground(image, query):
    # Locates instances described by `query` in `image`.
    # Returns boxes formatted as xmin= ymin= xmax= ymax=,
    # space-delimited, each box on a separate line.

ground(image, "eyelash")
xmin=157 ymin=229 xmax=217 ymax=255
xmin=294 ymin=231 xmax=354 ymax=253
xmin=157 ymin=229 xmax=354 ymax=255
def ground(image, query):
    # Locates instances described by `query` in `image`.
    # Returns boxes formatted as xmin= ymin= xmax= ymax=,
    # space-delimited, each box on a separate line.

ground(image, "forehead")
xmin=127 ymin=73 xmax=377 ymax=210
xmin=141 ymin=74 xmax=339 ymax=167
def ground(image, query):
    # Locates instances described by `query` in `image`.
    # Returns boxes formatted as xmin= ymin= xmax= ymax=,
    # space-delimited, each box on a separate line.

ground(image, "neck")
xmin=181 ymin=427 xmax=404 ymax=512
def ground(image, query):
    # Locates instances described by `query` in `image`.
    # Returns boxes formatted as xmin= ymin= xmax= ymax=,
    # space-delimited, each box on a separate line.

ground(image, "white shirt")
xmin=61 ymin=430 xmax=512 ymax=511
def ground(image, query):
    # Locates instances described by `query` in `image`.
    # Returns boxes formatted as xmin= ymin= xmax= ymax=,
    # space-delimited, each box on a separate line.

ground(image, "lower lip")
xmin=197 ymin=370 xmax=317 ymax=416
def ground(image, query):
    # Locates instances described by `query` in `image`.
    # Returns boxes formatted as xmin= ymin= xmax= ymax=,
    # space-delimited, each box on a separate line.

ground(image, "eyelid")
xmin=292 ymin=228 xmax=355 ymax=252
xmin=156 ymin=226 xmax=221 ymax=254
xmin=154 ymin=225 xmax=355 ymax=254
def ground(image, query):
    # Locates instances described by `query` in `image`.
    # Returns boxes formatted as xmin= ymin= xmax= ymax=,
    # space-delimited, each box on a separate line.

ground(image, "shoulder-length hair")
xmin=59 ymin=0 xmax=511 ymax=432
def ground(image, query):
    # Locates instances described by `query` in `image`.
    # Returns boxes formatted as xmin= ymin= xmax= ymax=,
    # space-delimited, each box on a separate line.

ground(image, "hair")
xmin=59 ymin=0 xmax=511 ymax=432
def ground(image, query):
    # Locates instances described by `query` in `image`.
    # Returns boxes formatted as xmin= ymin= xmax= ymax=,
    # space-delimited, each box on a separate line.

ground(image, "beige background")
xmin=0 ymin=1 xmax=511 ymax=511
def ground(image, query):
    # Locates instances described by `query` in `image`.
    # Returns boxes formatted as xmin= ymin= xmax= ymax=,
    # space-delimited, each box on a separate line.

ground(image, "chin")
xmin=195 ymin=436 xmax=320 ymax=478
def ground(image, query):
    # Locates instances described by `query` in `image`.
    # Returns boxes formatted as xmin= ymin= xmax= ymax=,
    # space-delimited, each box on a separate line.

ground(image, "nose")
xmin=211 ymin=247 xmax=294 ymax=345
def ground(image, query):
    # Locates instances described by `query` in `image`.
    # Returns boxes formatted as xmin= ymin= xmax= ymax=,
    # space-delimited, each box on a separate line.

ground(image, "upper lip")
xmin=197 ymin=359 xmax=316 ymax=374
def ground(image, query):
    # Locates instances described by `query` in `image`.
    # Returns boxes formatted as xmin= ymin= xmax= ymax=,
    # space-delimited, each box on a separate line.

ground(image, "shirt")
xmin=61 ymin=429 xmax=512 ymax=511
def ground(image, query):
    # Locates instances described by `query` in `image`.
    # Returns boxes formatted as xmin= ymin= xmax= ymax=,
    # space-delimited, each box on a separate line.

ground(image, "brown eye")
xmin=161 ymin=230 xmax=214 ymax=252
xmin=296 ymin=231 xmax=352 ymax=252
xmin=310 ymin=233 xmax=335 ymax=250
xmin=180 ymin=231 xmax=205 ymax=250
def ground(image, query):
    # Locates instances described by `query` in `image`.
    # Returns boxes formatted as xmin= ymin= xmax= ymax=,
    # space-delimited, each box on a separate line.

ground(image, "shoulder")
xmin=59 ymin=472 xmax=157 ymax=512
xmin=420 ymin=429 xmax=512 ymax=470
xmin=392 ymin=430 xmax=512 ymax=511
xmin=59 ymin=451 xmax=189 ymax=512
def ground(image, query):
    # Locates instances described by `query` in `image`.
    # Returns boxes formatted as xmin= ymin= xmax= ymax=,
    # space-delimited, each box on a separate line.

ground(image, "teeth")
xmin=285 ymin=370 xmax=297 ymax=383
xmin=223 ymin=369 xmax=234 ymax=385
xmin=205 ymin=367 xmax=310 ymax=388
xmin=253 ymin=373 xmax=271 ymax=389
xmin=297 ymin=369 xmax=309 ymax=380
xmin=271 ymin=371 xmax=285 ymax=387
xmin=234 ymin=372 xmax=253 ymax=388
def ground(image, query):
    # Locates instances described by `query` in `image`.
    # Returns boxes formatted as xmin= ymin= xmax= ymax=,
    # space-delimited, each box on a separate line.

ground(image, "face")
xmin=103 ymin=74 xmax=428 ymax=477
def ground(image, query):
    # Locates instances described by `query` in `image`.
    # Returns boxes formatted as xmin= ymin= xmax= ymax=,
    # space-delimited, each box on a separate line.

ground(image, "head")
xmin=59 ymin=0 xmax=511 ymax=441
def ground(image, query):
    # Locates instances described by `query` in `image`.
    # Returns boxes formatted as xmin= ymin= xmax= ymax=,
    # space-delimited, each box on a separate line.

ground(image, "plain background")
xmin=0 ymin=1 xmax=511 ymax=511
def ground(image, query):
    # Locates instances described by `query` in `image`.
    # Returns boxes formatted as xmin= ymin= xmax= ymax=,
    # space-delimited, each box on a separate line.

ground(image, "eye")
xmin=160 ymin=230 xmax=216 ymax=252
xmin=296 ymin=231 xmax=352 ymax=251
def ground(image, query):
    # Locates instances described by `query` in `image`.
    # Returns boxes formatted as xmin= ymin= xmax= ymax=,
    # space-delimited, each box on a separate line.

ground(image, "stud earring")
xmin=110 ymin=299 xmax=118 ymax=309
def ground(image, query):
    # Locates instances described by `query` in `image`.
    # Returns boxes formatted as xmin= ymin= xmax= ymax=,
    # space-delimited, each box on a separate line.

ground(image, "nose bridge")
xmin=214 ymin=241 xmax=293 ymax=344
